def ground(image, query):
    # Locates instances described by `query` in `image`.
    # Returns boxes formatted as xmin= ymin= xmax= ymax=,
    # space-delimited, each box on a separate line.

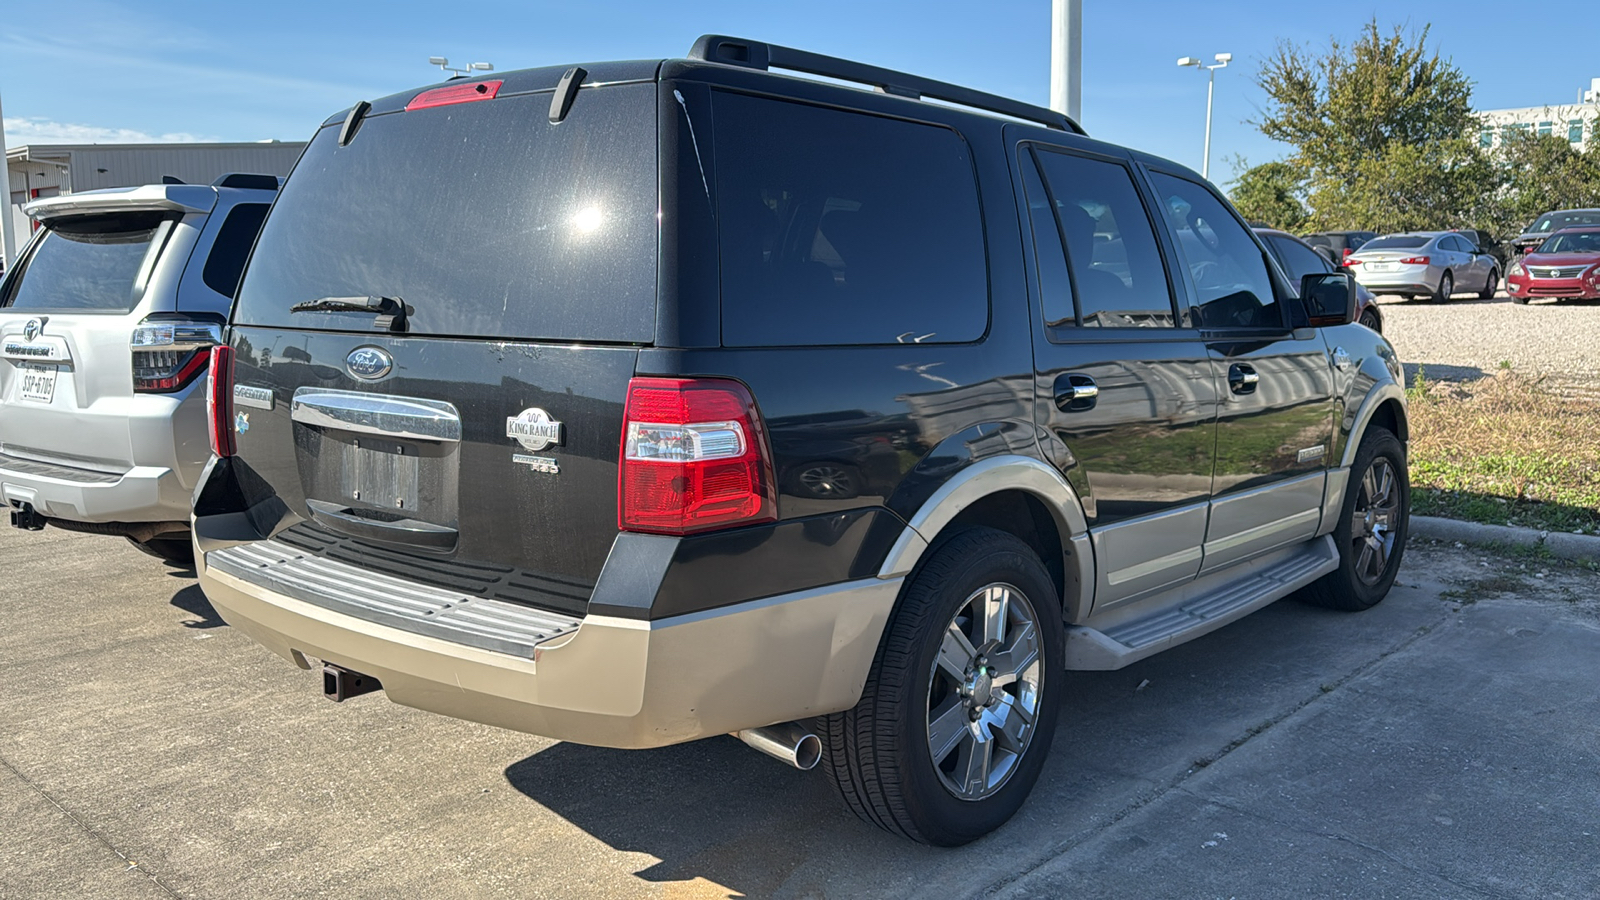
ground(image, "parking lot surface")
xmin=2 ymin=527 xmax=1597 ymax=899
xmin=1377 ymin=293 xmax=1600 ymax=390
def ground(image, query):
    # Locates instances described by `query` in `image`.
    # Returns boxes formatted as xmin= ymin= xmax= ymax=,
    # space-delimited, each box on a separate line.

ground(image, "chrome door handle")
xmin=1053 ymin=374 xmax=1099 ymax=411
xmin=1228 ymin=363 xmax=1259 ymax=395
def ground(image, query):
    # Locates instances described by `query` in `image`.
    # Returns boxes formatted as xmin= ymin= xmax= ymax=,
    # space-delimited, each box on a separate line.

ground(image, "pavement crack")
xmin=1175 ymin=789 xmax=1516 ymax=900
xmin=978 ymin=606 xmax=1457 ymax=898
xmin=0 ymin=751 xmax=183 ymax=898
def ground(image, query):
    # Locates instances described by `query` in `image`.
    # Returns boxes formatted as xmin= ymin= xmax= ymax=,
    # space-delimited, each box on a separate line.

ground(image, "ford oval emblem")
xmin=346 ymin=346 xmax=393 ymax=380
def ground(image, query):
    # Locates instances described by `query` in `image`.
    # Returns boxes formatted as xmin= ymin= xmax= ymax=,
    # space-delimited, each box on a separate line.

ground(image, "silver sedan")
xmin=1346 ymin=231 xmax=1500 ymax=303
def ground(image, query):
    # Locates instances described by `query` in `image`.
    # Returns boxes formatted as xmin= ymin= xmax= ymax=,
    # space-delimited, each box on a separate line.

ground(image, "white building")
xmin=6 ymin=141 xmax=305 ymax=242
xmin=1476 ymin=77 xmax=1600 ymax=151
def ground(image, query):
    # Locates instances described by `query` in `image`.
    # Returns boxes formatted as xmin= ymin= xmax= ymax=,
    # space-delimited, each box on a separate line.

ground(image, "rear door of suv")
xmin=1014 ymin=138 xmax=1220 ymax=612
xmin=222 ymin=78 xmax=659 ymax=613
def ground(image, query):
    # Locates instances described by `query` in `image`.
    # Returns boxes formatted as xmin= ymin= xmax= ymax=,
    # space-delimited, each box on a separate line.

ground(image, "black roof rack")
xmin=687 ymin=34 xmax=1085 ymax=135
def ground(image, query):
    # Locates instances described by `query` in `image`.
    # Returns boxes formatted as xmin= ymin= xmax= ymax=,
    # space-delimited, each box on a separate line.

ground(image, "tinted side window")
xmin=1 ymin=212 xmax=171 ymax=312
xmin=1019 ymin=153 xmax=1075 ymax=327
xmin=1267 ymin=235 xmax=1330 ymax=289
xmin=201 ymin=203 xmax=270 ymax=298
xmin=1031 ymin=149 xmax=1173 ymax=328
xmin=1149 ymin=173 xmax=1279 ymax=329
xmin=713 ymin=92 xmax=987 ymax=346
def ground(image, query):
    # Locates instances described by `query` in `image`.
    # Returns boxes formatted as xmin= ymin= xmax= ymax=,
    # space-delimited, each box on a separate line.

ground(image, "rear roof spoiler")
xmin=687 ymin=34 xmax=1086 ymax=135
xmin=23 ymin=184 xmax=218 ymax=221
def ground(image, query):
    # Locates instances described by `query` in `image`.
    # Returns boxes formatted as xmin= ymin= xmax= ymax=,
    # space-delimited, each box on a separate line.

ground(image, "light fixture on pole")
xmin=429 ymin=57 xmax=494 ymax=78
xmin=1177 ymin=52 xmax=1231 ymax=180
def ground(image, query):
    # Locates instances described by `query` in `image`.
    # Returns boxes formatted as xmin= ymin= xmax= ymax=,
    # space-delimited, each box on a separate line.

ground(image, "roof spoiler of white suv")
xmin=24 ymin=184 xmax=218 ymax=222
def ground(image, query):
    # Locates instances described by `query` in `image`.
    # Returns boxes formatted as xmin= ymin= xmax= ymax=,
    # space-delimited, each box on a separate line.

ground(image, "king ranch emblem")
xmin=506 ymin=408 xmax=563 ymax=452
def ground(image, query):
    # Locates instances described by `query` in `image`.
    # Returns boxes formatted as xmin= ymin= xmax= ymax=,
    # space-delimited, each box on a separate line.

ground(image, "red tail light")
xmin=207 ymin=345 xmax=236 ymax=458
xmin=406 ymin=79 xmax=502 ymax=111
xmin=618 ymin=377 xmax=777 ymax=535
xmin=1400 ymin=256 xmax=1430 ymax=265
xmin=1344 ymin=258 xmax=1362 ymax=265
xmin=130 ymin=317 xmax=220 ymax=393
xmin=1342 ymin=247 xmax=1353 ymax=258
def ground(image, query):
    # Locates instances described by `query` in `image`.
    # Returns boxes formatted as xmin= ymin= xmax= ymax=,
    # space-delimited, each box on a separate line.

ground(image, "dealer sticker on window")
xmin=17 ymin=362 xmax=57 ymax=404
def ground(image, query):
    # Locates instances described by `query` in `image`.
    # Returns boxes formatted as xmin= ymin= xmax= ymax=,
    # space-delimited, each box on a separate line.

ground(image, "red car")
xmin=1506 ymin=226 xmax=1600 ymax=304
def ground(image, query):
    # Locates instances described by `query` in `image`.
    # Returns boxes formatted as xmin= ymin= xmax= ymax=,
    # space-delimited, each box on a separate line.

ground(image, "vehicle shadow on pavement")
xmin=498 ymin=594 xmax=1440 ymax=897
xmin=1402 ymin=362 xmax=1484 ymax=383
xmin=170 ymin=583 xmax=227 ymax=629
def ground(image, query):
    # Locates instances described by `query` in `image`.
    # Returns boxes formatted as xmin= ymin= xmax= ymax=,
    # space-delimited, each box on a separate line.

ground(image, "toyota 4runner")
xmin=1 ymin=175 xmax=278 ymax=565
xmin=192 ymin=37 xmax=1410 ymax=845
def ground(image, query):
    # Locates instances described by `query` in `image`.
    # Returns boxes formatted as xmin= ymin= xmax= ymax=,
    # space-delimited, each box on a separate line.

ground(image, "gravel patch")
xmin=1374 ymin=292 xmax=1600 ymax=393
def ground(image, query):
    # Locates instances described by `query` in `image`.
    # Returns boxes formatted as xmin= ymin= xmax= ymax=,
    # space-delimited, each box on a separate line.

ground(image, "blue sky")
xmin=2 ymin=0 xmax=1596 ymax=186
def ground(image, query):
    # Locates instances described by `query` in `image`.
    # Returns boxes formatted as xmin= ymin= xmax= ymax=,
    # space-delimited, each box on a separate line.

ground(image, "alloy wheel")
xmin=925 ymin=582 xmax=1044 ymax=801
xmin=1350 ymin=458 xmax=1402 ymax=586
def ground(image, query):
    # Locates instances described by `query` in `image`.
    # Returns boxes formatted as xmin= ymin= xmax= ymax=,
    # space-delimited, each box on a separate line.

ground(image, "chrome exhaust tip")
xmin=734 ymin=722 xmax=822 ymax=770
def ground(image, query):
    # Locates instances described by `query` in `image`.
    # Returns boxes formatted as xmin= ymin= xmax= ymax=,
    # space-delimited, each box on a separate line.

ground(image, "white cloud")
xmin=3 ymin=116 xmax=217 ymax=147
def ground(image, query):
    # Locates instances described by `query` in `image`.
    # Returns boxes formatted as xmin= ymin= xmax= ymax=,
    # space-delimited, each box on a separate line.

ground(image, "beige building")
xmin=1476 ymin=77 xmax=1600 ymax=151
xmin=6 ymin=141 xmax=304 ymax=242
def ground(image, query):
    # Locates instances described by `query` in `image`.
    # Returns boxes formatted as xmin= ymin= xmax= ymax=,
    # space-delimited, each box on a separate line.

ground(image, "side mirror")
xmin=1301 ymin=271 xmax=1358 ymax=327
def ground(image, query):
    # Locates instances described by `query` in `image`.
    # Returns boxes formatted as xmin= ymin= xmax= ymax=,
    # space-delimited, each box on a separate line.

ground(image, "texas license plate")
xmin=17 ymin=362 xmax=57 ymax=403
xmin=1365 ymin=263 xmax=1393 ymax=271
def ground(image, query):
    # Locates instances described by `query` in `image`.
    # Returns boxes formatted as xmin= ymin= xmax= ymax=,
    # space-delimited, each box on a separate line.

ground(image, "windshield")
xmin=234 ymin=84 xmax=658 ymax=342
xmin=1360 ymin=235 xmax=1430 ymax=251
xmin=0 ymin=212 xmax=172 ymax=312
xmin=1529 ymin=212 xmax=1600 ymax=233
xmin=1536 ymin=230 xmax=1600 ymax=254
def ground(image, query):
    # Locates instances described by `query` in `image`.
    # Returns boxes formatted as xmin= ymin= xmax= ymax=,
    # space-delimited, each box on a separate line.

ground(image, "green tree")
xmin=1254 ymin=20 xmax=1480 ymax=231
xmin=1489 ymin=129 xmax=1600 ymax=236
xmin=1228 ymin=160 xmax=1308 ymax=231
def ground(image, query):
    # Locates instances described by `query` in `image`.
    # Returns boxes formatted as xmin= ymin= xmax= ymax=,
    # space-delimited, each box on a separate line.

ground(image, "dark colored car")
xmin=1505 ymin=226 xmax=1600 ymax=303
xmin=1303 ymin=230 xmax=1377 ymax=266
xmin=1256 ymin=227 xmax=1382 ymax=332
xmin=1510 ymin=209 xmax=1600 ymax=257
xmin=1453 ymin=228 xmax=1507 ymax=269
xmin=191 ymin=35 xmax=1410 ymax=846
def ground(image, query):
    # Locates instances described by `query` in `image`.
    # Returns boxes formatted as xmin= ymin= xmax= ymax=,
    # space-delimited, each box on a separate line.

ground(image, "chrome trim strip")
xmin=1203 ymin=507 xmax=1321 ymax=555
xmin=1106 ymin=545 xmax=1203 ymax=586
xmin=290 ymin=388 xmax=461 ymax=443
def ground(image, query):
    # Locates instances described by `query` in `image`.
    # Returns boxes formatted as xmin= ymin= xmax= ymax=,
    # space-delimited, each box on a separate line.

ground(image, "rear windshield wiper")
xmin=290 ymin=295 xmax=412 ymax=332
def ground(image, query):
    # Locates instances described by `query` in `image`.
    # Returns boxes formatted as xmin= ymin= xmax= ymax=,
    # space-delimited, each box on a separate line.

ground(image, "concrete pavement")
xmin=1 ymin=526 xmax=1596 ymax=899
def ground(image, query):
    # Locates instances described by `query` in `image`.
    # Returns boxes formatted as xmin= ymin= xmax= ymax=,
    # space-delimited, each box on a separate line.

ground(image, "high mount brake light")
xmin=406 ymin=79 xmax=503 ymax=111
xmin=207 ymin=345 xmax=236 ymax=458
xmin=617 ymin=377 xmax=777 ymax=535
xmin=130 ymin=317 xmax=220 ymax=393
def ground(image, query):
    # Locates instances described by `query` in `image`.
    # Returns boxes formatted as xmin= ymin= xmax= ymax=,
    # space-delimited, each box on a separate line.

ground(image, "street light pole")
xmin=1049 ymin=0 xmax=1082 ymax=122
xmin=1177 ymin=53 xmax=1232 ymax=180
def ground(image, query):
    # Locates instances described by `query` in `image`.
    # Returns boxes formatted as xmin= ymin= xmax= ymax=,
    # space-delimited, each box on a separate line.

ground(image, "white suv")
xmin=0 ymin=175 xmax=277 ymax=565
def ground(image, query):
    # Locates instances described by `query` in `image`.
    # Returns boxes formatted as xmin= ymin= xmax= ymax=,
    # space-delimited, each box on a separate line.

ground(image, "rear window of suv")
xmin=232 ymin=84 xmax=657 ymax=342
xmin=0 ymin=212 xmax=173 ymax=312
xmin=711 ymin=91 xmax=988 ymax=346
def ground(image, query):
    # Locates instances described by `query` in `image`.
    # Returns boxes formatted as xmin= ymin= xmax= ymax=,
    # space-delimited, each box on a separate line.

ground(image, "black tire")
xmin=819 ymin=527 xmax=1064 ymax=846
xmin=1479 ymin=268 xmax=1499 ymax=300
xmin=1511 ymin=294 xmax=1530 ymax=305
xmin=1358 ymin=308 xmax=1381 ymax=332
xmin=126 ymin=535 xmax=195 ymax=568
xmin=1299 ymin=428 xmax=1408 ymax=611
xmin=1431 ymin=271 xmax=1453 ymax=304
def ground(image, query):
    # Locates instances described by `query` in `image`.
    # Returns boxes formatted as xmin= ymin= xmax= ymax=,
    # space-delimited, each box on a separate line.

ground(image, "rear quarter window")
xmin=201 ymin=203 xmax=270 ymax=298
xmin=711 ymin=92 xmax=988 ymax=346
xmin=1 ymin=212 xmax=173 ymax=312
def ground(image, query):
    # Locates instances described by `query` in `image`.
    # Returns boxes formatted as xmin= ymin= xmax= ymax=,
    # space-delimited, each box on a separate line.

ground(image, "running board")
xmin=1064 ymin=536 xmax=1340 ymax=670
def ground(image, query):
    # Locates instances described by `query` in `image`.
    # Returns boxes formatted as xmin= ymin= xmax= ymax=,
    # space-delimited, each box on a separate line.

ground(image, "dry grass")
xmin=1407 ymin=370 xmax=1600 ymax=533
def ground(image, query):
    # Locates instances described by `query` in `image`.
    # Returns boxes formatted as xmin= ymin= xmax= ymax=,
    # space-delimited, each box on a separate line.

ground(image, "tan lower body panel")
xmin=199 ymin=555 xmax=900 ymax=749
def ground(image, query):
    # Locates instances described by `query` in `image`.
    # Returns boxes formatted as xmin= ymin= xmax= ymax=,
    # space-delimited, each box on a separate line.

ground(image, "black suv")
xmin=193 ymin=36 xmax=1410 ymax=846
